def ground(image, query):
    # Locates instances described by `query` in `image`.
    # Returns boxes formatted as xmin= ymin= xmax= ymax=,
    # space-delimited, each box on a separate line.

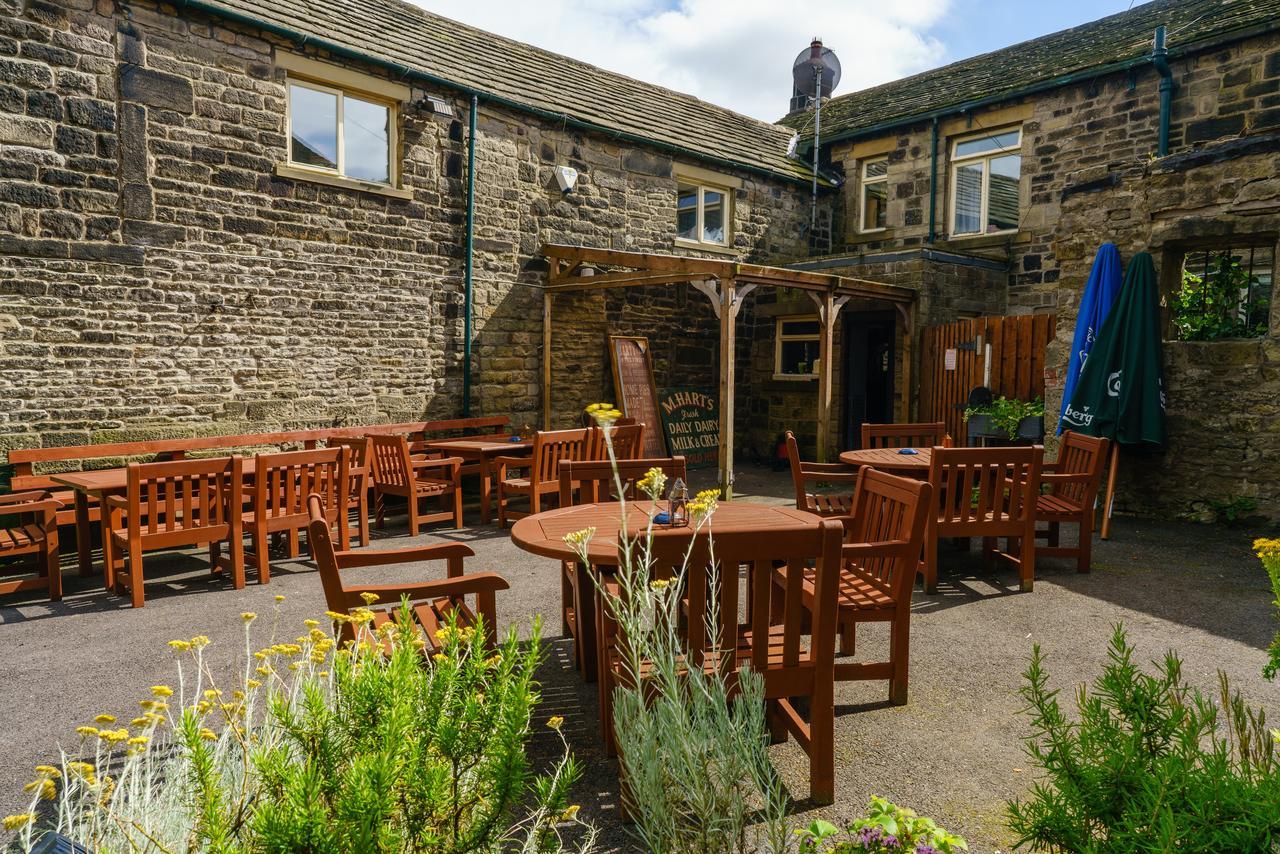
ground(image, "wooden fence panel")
xmin=919 ymin=314 xmax=1054 ymax=443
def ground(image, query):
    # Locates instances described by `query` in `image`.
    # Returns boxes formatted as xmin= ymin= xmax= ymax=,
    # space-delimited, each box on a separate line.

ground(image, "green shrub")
xmin=963 ymin=397 xmax=1045 ymax=440
xmin=1006 ymin=625 xmax=1280 ymax=852
xmin=1257 ymin=538 xmax=1280 ymax=681
xmin=1172 ymin=253 xmax=1270 ymax=341
xmin=794 ymin=796 xmax=967 ymax=852
xmin=7 ymin=606 xmax=593 ymax=852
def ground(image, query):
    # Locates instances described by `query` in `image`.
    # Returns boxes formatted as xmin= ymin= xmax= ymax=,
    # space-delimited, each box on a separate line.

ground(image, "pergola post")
xmin=808 ymin=290 xmax=848 ymax=462
xmin=542 ymin=289 xmax=553 ymax=430
xmin=896 ymin=302 xmax=914 ymax=423
xmin=718 ymin=278 xmax=737 ymax=498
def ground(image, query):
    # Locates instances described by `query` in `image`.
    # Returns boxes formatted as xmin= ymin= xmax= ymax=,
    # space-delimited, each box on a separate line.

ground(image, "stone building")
xmin=2 ymin=0 xmax=1280 ymax=519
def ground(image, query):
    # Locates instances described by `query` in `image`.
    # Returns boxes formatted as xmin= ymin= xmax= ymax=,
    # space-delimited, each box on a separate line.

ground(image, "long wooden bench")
xmin=6 ymin=416 xmax=509 ymax=576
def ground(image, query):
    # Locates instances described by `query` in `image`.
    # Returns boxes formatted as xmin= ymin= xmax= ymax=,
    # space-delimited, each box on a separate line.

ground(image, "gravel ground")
xmin=2 ymin=465 xmax=1277 ymax=852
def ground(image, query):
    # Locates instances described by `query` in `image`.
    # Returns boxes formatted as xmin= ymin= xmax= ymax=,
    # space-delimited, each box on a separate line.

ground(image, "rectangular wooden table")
xmin=422 ymin=437 xmax=532 ymax=525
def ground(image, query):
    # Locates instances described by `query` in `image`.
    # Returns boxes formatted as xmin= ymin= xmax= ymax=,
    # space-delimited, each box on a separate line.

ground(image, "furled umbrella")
xmin=1057 ymin=243 xmax=1122 ymax=434
xmin=1061 ymin=251 xmax=1167 ymax=536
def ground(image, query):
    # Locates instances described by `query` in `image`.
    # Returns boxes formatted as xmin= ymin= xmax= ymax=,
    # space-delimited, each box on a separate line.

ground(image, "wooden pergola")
xmin=540 ymin=243 xmax=917 ymax=496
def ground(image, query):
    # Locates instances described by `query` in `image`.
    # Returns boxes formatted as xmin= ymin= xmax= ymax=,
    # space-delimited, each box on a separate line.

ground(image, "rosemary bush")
xmin=1258 ymin=538 xmax=1280 ymax=681
xmin=6 ymin=603 xmax=593 ymax=853
xmin=1006 ymin=625 xmax=1280 ymax=852
xmin=567 ymin=405 xmax=788 ymax=853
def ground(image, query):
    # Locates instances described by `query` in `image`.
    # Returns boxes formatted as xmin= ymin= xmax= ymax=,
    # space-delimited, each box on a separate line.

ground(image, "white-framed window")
xmin=286 ymin=78 xmax=396 ymax=186
xmin=773 ymin=315 xmax=821 ymax=380
xmin=860 ymin=157 xmax=888 ymax=232
xmin=676 ymin=181 xmax=732 ymax=247
xmin=949 ymin=127 xmax=1022 ymax=237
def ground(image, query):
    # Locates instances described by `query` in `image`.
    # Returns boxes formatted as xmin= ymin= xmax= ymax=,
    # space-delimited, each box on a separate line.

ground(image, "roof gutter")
xmin=174 ymin=0 xmax=822 ymax=188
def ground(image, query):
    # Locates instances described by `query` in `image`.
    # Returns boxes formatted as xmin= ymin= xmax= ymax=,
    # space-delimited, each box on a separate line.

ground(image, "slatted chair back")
xmin=601 ymin=423 xmax=645 ymax=460
xmin=844 ymin=468 xmax=932 ymax=601
xmin=785 ymin=430 xmax=860 ymax=518
xmin=927 ymin=445 xmax=1042 ymax=534
xmin=1051 ymin=431 xmax=1109 ymax=506
xmin=369 ymin=434 xmax=415 ymax=490
xmin=862 ymin=422 xmax=951 ymax=450
xmin=531 ymin=429 xmax=593 ymax=485
xmin=559 ymin=456 xmax=687 ymax=506
xmin=328 ymin=437 xmax=369 ymax=493
xmin=253 ymin=447 xmax=348 ymax=527
xmin=125 ymin=457 xmax=242 ymax=543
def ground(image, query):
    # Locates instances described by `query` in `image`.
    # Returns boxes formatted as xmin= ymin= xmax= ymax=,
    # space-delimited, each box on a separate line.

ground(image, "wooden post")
xmin=1100 ymin=443 xmax=1119 ymax=540
xmin=718 ymin=278 xmax=736 ymax=499
xmin=542 ymin=289 xmax=552 ymax=430
xmin=808 ymin=290 xmax=846 ymax=463
xmin=896 ymin=302 xmax=915 ymax=423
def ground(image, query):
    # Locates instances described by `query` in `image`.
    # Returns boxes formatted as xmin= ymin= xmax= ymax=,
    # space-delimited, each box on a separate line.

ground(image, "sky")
xmin=410 ymin=0 xmax=1143 ymax=122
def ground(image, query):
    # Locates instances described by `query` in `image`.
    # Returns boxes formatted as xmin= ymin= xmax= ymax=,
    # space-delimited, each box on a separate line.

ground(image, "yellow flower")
xmin=256 ymin=665 xmax=273 ymax=677
xmin=241 ymin=611 xmax=257 ymax=623
xmin=128 ymin=736 xmax=148 ymax=746
xmin=318 ymin=670 xmax=330 ymax=678
xmin=562 ymin=527 xmax=596 ymax=549
xmin=131 ymin=717 xmax=150 ymax=728
xmin=3 ymin=814 xmax=34 ymax=831
xmin=585 ymin=403 xmax=622 ymax=425
xmin=246 ymin=678 xmax=262 ymax=689
xmin=559 ymin=804 xmax=580 ymax=821
xmin=99 ymin=728 xmax=129 ymax=744
xmin=23 ymin=778 xmax=56 ymax=800
xmin=325 ymin=610 xmax=352 ymax=624
xmin=76 ymin=726 xmax=99 ymax=737
xmin=546 ymin=715 xmax=564 ymax=730
xmin=66 ymin=762 xmax=94 ymax=776
xmin=204 ymin=689 xmax=223 ymax=699
xmin=199 ymin=728 xmax=217 ymax=742
xmin=649 ymin=578 xmax=670 ymax=590
xmin=304 ymin=619 xmax=320 ymax=628
xmin=139 ymin=700 xmax=168 ymax=712
xmin=93 ymin=714 xmax=116 ymax=724
xmin=636 ymin=467 xmax=668 ymax=497
xmin=432 ymin=652 xmax=448 ymax=663
xmin=33 ymin=766 xmax=60 ymax=779
xmin=275 ymin=594 xmax=286 ymax=602
xmin=167 ymin=639 xmax=191 ymax=652
xmin=190 ymin=635 xmax=211 ymax=649
xmin=359 ymin=591 xmax=380 ymax=605
xmin=150 ymin=685 xmax=173 ymax=698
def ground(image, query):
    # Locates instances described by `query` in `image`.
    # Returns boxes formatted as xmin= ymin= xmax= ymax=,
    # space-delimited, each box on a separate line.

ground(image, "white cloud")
xmin=410 ymin=0 xmax=953 ymax=122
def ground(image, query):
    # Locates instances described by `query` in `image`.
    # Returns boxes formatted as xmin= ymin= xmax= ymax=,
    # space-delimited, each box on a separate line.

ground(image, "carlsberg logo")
xmin=1062 ymin=403 xmax=1095 ymax=427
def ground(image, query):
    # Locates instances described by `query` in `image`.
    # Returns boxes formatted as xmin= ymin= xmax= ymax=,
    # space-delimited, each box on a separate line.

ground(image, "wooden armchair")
xmin=328 ymin=436 xmax=371 ymax=547
xmin=861 ymin=421 xmax=952 ymax=449
xmin=1035 ymin=431 xmax=1109 ymax=573
xmin=775 ymin=468 xmax=931 ymax=704
xmin=245 ymin=448 xmax=348 ymax=585
xmin=786 ymin=430 xmax=861 ymax=519
xmin=104 ymin=458 xmax=244 ymax=608
xmin=924 ymin=445 xmax=1043 ymax=593
xmin=369 ymin=434 xmax=463 ymax=534
xmin=307 ymin=496 xmax=508 ymax=650
xmin=496 ymin=428 xmax=592 ymax=528
xmin=594 ymin=423 xmax=644 ymax=460
xmin=0 ymin=491 xmax=62 ymax=601
xmin=556 ymin=456 xmax=688 ymax=681
xmin=599 ymin=518 xmax=846 ymax=804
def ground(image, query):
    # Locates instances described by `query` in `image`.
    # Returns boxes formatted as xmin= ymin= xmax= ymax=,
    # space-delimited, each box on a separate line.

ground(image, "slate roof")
xmin=782 ymin=0 xmax=1280 ymax=143
xmin=187 ymin=0 xmax=813 ymax=183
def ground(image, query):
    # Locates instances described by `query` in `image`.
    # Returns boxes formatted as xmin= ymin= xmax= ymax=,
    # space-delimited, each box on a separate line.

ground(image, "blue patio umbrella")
xmin=1057 ymin=243 xmax=1122 ymax=434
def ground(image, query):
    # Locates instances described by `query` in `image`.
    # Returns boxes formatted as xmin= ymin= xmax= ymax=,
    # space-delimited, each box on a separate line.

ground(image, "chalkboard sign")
xmin=609 ymin=336 xmax=667 ymax=458
xmin=658 ymin=387 xmax=719 ymax=469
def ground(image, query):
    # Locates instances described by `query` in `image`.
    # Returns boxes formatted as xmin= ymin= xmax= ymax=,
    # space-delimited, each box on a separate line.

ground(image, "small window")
xmin=1170 ymin=242 xmax=1274 ymax=340
xmin=676 ymin=181 xmax=732 ymax=247
xmin=949 ymin=127 xmax=1021 ymax=237
xmin=287 ymin=79 xmax=395 ymax=185
xmin=860 ymin=157 xmax=888 ymax=232
xmin=774 ymin=316 xmax=821 ymax=379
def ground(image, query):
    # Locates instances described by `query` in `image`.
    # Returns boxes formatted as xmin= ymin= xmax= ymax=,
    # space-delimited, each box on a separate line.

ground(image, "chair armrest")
xmin=0 ymin=497 xmax=62 ymax=515
xmin=342 ymin=571 xmax=510 ymax=607
xmin=799 ymin=470 xmax=862 ymax=484
xmin=800 ymin=462 xmax=858 ymax=475
xmin=842 ymin=539 xmax=910 ymax=560
xmin=334 ymin=543 xmax=476 ymax=569
xmin=0 ymin=490 xmax=52 ymax=505
xmin=493 ymin=455 xmax=532 ymax=468
xmin=1042 ymin=472 xmax=1094 ymax=485
xmin=413 ymin=455 xmax=462 ymax=472
xmin=105 ymin=495 xmax=129 ymax=511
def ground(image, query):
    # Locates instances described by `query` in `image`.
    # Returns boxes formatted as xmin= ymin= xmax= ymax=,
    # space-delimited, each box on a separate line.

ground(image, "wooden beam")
xmin=816 ymin=290 xmax=834 ymax=463
xmin=543 ymin=289 xmax=553 ymax=430
xmin=718 ymin=278 xmax=737 ymax=499
xmin=548 ymin=271 xmax=696 ymax=292
xmin=896 ymin=301 xmax=914 ymax=423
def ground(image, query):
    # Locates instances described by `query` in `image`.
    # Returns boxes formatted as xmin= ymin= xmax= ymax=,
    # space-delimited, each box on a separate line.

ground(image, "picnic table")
xmin=510 ymin=500 xmax=819 ymax=682
xmin=839 ymin=446 xmax=933 ymax=474
xmin=422 ymin=437 xmax=532 ymax=525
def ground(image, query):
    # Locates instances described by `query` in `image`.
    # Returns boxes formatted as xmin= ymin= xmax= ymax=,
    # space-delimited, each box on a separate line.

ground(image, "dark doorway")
xmin=842 ymin=310 xmax=896 ymax=449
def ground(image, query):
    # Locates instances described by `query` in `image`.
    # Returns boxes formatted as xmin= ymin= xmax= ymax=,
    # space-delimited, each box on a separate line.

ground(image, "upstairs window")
xmin=860 ymin=157 xmax=888 ymax=232
xmin=950 ymin=127 xmax=1021 ymax=236
xmin=287 ymin=79 xmax=395 ymax=185
xmin=676 ymin=180 xmax=732 ymax=247
xmin=774 ymin=316 xmax=821 ymax=379
xmin=1170 ymin=241 xmax=1274 ymax=340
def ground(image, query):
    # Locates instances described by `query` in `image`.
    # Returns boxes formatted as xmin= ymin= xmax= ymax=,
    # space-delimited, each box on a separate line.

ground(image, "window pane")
xmin=290 ymin=84 xmax=338 ymax=170
xmin=779 ymin=339 xmax=820 ymax=374
xmin=953 ymin=160 xmax=983 ymax=234
xmin=781 ymin=319 xmax=820 ymax=337
xmin=986 ymin=154 xmax=1020 ymax=232
xmin=343 ymin=95 xmax=390 ymax=183
xmin=677 ymin=184 xmax=698 ymax=240
xmin=863 ymin=159 xmax=887 ymax=180
xmin=863 ymin=180 xmax=887 ymax=230
xmin=954 ymin=129 xmax=1020 ymax=159
xmin=702 ymin=189 xmax=725 ymax=243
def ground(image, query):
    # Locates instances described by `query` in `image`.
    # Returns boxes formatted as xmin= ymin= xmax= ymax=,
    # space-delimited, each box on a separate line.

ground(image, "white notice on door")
xmin=944 ymin=348 xmax=957 ymax=371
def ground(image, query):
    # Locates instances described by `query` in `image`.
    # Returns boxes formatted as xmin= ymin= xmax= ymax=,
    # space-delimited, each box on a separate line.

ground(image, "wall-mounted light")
xmin=553 ymin=165 xmax=578 ymax=193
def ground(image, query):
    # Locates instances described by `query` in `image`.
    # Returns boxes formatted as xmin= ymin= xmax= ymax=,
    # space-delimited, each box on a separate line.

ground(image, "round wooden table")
xmin=838 ymin=446 xmax=933 ymax=474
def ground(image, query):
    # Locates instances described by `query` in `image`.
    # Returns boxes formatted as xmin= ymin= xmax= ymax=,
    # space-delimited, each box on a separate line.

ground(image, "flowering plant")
xmin=7 ymin=602 xmax=593 ymax=853
xmin=1256 ymin=537 xmax=1280 ymax=680
xmin=795 ymin=797 xmax=967 ymax=853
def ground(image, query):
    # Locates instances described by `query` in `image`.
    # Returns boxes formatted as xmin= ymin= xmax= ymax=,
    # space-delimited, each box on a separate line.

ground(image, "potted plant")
xmin=964 ymin=396 xmax=1045 ymax=443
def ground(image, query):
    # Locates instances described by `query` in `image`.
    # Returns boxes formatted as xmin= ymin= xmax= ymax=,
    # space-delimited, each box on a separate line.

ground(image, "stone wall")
xmin=0 ymin=0 xmax=813 ymax=463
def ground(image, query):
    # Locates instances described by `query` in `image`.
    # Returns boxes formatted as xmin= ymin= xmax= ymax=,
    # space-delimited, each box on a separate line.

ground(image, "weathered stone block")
xmin=120 ymin=181 xmax=153 ymax=219
xmin=0 ymin=58 xmax=53 ymax=89
xmin=66 ymin=96 xmax=115 ymax=131
xmin=0 ymin=114 xmax=52 ymax=147
xmin=119 ymin=65 xmax=194 ymax=113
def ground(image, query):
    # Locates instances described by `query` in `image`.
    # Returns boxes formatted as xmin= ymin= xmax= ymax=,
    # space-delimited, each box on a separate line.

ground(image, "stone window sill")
xmin=274 ymin=164 xmax=414 ymax=200
xmin=675 ymin=238 xmax=739 ymax=257
xmin=938 ymin=229 xmax=1031 ymax=249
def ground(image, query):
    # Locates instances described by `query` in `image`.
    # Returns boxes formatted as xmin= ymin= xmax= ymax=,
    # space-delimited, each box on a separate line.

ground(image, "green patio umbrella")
xmin=1062 ymin=251 xmax=1166 ymax=446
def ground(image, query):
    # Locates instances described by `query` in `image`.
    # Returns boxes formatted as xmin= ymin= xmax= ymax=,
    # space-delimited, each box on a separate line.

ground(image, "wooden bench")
xmin=6 ymin=416 xmax=509 ymax=576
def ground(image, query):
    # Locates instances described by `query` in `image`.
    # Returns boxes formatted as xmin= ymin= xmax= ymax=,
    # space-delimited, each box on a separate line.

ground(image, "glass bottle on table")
xmin=668 ymin=478 xmax=689 ymax=527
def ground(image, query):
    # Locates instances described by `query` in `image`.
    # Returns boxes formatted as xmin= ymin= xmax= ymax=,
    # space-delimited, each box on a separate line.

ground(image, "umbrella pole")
xmin=1100 ymin=443 xmax=1120 ymax=540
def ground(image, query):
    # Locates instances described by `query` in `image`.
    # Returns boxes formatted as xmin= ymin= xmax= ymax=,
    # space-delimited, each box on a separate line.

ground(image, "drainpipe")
xmin=926 ymin=116 xmax=939 ymax=244
xmin=462 ymin=94 xmax=477 ymax=417
xmin=1151 ymin=25 xmax=1173 ymax=157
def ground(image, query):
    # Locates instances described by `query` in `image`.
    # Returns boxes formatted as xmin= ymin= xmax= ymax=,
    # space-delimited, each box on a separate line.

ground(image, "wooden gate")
xmin=918 ymin=314 xmax=1055 ymax=443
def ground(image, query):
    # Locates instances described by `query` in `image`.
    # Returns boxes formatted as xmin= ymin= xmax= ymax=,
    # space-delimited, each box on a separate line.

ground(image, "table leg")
xmin=575 ymin=562 xmax=598 ymax=683
xmin=74 ymin=492 xmax=93 ymax=576
xmin=478 ymin=454 xmax=492 ymax=526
